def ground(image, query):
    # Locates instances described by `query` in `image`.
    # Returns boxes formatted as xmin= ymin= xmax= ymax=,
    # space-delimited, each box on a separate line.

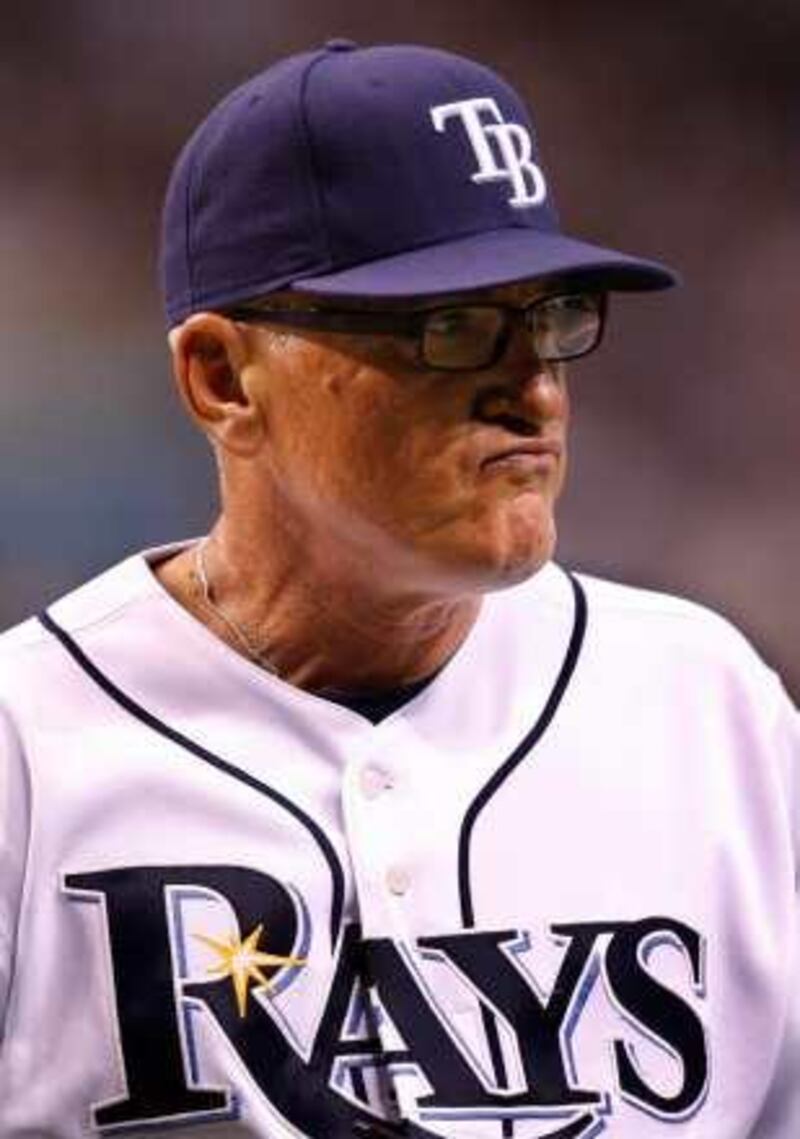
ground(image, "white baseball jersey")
xmin=0 ymin=543 xmax=797 ymax=1138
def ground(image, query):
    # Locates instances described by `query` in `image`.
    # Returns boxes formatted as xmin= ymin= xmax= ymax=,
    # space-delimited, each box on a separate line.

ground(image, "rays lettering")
xmin=64 ymin=864 xmax=709 ymax=1137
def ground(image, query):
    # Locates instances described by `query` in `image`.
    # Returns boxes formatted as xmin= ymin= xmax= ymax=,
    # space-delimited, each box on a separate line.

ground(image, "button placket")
xmin=359 ymin=765 xmax=395 ymax=800
xmin=354 ymin=760 xmax=414 ymax=907
xmin=385 ymin=866 xmax=411 ymax=896
xmin=342 ymin=721 xmax=426 ymax=931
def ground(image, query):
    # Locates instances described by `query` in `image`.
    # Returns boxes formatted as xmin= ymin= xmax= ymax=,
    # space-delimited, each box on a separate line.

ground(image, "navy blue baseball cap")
xmin=161 ymin=41 xmax=678 ymax=327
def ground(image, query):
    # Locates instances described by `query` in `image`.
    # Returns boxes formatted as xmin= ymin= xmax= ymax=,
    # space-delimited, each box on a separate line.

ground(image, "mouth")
xmin=480 ymin=438 xmax=563 ymax=471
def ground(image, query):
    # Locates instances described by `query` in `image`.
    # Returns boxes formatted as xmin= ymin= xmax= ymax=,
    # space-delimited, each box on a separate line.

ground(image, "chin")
xmin=427 ymin=517 xmax=558 ymax=596
xmin=480 ymin=501 xmax=558 ymax=588
xmin=480 ymin=541 xmax=555 ymax=591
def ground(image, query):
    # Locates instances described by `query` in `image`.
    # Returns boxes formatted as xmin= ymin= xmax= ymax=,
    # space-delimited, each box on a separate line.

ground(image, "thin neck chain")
xmin=194 ymin=538 xmax=279 ymax=674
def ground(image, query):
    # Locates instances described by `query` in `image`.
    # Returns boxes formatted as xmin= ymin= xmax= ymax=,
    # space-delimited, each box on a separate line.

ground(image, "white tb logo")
xmin=430 ymin=97 xmax=547 ymax=210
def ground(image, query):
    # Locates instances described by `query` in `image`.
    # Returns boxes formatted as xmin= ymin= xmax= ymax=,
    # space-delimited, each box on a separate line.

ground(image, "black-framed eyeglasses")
xmin=222 ymin=292 xmax=607 ymax=372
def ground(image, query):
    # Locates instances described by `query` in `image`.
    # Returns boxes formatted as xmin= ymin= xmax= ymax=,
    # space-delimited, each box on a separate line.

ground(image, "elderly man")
xmin=0 ymin=41 xmax=797 ymax=1139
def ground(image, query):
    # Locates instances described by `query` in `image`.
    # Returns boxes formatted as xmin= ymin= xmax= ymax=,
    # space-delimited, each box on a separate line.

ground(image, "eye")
xmin=421 ymin=307 xmax=506 ymax=370
xmin=425 ymin=307 xmax=505 ymax=339
xmin=425 ymin=309 xmax=474 ymax=338
xmin=530 ymin=294 xmax=604 ymax=360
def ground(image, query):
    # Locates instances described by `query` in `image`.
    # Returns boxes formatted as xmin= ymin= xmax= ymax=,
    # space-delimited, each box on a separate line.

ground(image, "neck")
xmin=156 ymin=521 xmax=481 ymax=693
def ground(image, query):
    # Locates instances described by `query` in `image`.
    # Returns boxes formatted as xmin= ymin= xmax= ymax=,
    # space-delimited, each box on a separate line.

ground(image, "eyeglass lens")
xmin=421 ymin=295 xmax=602 ymax=369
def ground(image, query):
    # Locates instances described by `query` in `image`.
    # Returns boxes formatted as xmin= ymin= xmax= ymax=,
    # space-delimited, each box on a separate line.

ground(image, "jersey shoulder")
xmin=0 ymin=544 xmax=185 ymax=704
xmin=570 ymin=566 xmax=779 ymax=689
xmin=573 ymin=566 xmax=753 ymax=636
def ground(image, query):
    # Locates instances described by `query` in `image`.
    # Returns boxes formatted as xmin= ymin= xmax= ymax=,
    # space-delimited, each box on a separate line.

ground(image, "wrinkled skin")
xmin=159 ymin=284 xmax=572 ymax=690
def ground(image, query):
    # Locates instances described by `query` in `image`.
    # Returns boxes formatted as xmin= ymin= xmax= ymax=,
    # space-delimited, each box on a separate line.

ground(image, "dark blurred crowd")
xmin=2 ymin=0 xmax=798 ymax=694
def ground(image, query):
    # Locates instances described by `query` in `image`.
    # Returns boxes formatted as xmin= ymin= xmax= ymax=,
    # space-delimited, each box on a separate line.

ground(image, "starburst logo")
xmin=194 ymin=923 xmax=306 ymax=1018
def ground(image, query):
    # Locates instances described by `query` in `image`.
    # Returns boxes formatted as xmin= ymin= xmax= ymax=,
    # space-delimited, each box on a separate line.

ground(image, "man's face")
xmin=239 ymin=284 xmax=573 ymax=597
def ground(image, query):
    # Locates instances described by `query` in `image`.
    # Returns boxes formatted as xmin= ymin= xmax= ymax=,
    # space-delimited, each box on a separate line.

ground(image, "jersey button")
xmin=359 ymin=765 xmax=394 ymax=799
xmin=386 ymin=866 xmax=410 ymax=896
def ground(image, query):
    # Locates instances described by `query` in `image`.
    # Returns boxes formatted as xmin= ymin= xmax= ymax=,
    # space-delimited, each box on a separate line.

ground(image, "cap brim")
xmin=291 ymin=227 xmax=678 ymax=299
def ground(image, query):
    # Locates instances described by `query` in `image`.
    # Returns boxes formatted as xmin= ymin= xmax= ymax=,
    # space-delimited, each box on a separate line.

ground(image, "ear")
xmin=169 ymin=313 xmax=266 ymax=456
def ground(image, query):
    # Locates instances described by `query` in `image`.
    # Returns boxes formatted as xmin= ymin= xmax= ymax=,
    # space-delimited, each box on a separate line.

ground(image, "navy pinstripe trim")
xmin=458 ymin=571 xmax=587 ymax=926
xmin=457 ymin=570 xmax=588 ymax=1128
xmin=38 ymin=609 xmax=345 ymax=951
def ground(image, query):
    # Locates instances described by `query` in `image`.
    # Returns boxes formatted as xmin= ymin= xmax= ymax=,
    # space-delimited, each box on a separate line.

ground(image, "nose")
xmin=518 ymin=363 xmax=567 ymax=419
xmin=473 ymin=330 xmax=567 ymax=430
xmin=472 ymin=366 xmax=566 ymax=434
xmin=506 ymin=311 xmax=567 ymax=406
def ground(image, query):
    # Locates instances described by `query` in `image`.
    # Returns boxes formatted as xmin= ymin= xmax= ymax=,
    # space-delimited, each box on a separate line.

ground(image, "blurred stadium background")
xmin=2 ymin=1 xmax=798 ymax=695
